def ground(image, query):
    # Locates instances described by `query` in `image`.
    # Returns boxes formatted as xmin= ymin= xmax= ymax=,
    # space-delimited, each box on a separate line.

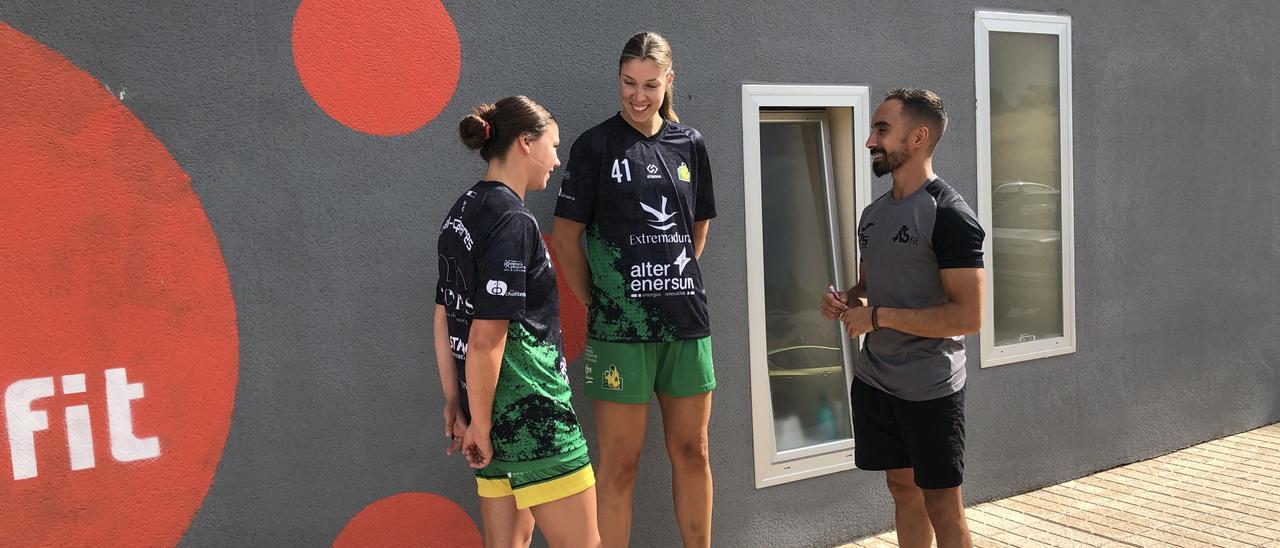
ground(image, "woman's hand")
xmin=443 ymin=403 xmax=468 ymax=456
xmin=462 ymin=424 xmax=493 ymax=469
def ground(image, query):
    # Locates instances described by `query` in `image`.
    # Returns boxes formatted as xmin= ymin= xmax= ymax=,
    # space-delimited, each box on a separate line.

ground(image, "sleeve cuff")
xmin=937 ymin=259 xmax=984 ymax=269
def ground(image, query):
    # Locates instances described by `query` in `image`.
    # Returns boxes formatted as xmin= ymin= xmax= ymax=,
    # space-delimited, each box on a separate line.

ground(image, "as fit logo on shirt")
xmin=892 ymin=225 xmax=920 ymax=246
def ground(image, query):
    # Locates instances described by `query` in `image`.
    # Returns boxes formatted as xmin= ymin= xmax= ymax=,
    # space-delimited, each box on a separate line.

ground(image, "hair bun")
xmin=456 ymin=97 xmax=553 ymax=162
xmin=458 ymin=103 xmax=496 ymax=150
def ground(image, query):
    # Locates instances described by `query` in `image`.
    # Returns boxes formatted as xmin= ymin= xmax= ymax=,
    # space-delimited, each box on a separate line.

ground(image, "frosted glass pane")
xmin=989 ymin=32 xmax=1064 ymax=347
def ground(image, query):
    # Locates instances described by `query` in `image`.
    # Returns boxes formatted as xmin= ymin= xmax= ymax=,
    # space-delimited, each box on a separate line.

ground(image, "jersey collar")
xmin=613 ymin=112 xmax=668 ymax=142
xmin=478 ymin=180 xmax=521 ymax=201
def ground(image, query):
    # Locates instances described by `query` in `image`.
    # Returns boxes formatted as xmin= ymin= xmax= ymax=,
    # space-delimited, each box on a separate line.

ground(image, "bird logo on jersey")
xmin=603 ymin=365 xmax=623 ymax=390
xmin=641 ymin=196 xmax=678 ymax=230
xmin=677 ymin=162 xmax=691 ymax=182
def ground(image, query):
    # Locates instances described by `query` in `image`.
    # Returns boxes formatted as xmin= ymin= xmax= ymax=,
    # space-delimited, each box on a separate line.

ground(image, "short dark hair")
xmin=884 ymin=88 xmax=947 ymax=148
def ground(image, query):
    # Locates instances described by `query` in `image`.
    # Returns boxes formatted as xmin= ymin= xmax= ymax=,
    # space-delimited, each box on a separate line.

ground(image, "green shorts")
xmin=583 ymin=336 xmax=715 ymax=403
xmin=475 ymin=445 xmax=594 ymax=509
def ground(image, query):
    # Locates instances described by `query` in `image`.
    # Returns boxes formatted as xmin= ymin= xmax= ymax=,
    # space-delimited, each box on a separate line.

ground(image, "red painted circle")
xmin=333 ymin=492 xmax=481 ymax=548
xmin=543 ymin=234 xmax=588 ymax=362
xmin=292 ymin=0 xmax=461 ymax=136
xmin=0 ymin=23 xmax=238 ymax=546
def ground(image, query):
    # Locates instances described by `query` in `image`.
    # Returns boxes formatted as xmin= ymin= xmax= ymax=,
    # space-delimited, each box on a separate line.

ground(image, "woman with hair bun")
xmin=435 ymin=95 xmax=601 ymax=547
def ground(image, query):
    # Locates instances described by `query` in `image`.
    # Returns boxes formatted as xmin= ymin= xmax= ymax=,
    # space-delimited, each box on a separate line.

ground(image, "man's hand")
xmin=462 ymin=424 xmax=493 ymax=470
xmin=841 ymin=306 xmax=874 ymax=338
xmin=443 ymin=404 xmax=468 ymax=456
xmin=821 ymin=291 xmax=851 ymax=320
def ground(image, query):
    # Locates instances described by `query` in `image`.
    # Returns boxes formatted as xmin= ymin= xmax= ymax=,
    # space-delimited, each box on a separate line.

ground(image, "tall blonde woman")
xmin=551 ymin=33 xmax=717 ymax=548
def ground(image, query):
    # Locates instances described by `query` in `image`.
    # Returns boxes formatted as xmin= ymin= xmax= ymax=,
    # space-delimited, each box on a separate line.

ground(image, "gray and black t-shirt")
xmin=856 ymin=177 xmax=985 ymax=401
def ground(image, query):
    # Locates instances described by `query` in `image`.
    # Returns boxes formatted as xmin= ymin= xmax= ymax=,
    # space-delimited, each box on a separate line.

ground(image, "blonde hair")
xmin=619 ymin=32 xmax=678 ymax=123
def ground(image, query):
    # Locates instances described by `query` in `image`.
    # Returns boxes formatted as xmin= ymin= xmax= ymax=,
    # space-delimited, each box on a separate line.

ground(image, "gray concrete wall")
xmin=3 ymin=1 xmax=1278 ymax=546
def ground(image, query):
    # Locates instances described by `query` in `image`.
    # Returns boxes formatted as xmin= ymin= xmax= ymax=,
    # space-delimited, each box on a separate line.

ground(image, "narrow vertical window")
xmin=742 ymin=86 xmax=872 ymax=487
xmin=975 ymin=11 xmax=1076 ymax=367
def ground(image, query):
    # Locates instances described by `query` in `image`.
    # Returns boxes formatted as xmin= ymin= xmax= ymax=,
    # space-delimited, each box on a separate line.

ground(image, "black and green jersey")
xmin=435 ymin=181 xmax=584 ymax=463
xmin=554 ymin=114 xmax=717 ymax=343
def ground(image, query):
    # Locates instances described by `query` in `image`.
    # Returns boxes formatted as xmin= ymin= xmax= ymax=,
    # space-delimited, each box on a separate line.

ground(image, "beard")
xmin=871 ymin=142 xmax=909 ymax=177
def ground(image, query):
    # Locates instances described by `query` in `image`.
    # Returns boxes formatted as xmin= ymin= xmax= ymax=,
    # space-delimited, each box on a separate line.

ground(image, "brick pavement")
xmin=842 ymin=422 xmax=1280 ymax=547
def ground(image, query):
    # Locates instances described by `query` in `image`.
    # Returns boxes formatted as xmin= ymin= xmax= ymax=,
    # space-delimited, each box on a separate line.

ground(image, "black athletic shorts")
xmin=851 ymin=376 xmax=966 ymax=489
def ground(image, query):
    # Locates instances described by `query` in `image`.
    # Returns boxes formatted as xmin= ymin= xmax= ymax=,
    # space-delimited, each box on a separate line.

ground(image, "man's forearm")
xmin=876 ymin=302 xmax=980 ymax=339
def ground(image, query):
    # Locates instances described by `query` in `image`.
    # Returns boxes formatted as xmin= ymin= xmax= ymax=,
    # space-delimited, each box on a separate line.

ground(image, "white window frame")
xmin=975 ymin=11 xmax=1077 ymax=368
xmin=742 ymin=84 xmax=872 ymax=488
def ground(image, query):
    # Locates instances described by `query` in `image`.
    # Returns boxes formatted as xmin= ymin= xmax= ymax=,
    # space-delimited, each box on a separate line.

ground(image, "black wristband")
xmin=871 ymin=306 xmax=881 ymax=331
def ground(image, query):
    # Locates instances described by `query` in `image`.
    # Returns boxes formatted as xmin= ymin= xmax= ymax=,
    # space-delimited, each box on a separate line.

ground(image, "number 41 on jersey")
xmin=611 ymin=159 xmax=632 ymax=183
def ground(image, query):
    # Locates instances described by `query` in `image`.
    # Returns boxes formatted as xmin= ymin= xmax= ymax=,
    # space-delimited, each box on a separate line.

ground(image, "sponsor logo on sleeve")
xmin=439 ymin=287 xmax=474 ymax=316
xmin=485 ymin=279 xmax=525 ymax=298
xmin=858 ymin=222 xmax=874 ymax=249
xmin=557 ymin=183 xmax=575 ymax=201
